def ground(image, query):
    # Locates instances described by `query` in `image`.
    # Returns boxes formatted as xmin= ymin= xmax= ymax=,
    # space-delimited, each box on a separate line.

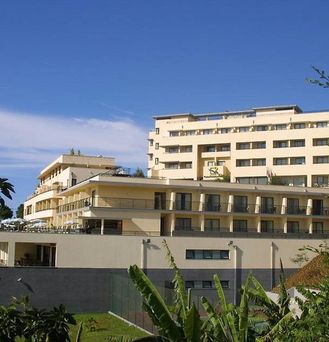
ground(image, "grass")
xmin=69 ymin=312 xmax=149 ymax=341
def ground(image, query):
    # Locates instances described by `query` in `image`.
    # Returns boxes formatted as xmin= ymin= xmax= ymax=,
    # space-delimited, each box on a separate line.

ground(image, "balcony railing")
xmin=286 ymin=206 xmax=308 ymax=215
xmin=232 ymin=204 xmax=256 ymax=213
xmin=260 ymin=206 xmax=278 ymax=214
xmin=55 ymin=197 xmax=329 ymax=220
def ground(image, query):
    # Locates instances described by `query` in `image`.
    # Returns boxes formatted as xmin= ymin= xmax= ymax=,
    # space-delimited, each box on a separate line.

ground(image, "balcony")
xmin=286 ymin=206 xmax=308 ymax=215
xmin=232 ymin=204 xmax=256 ymax=214
xmin=260 ymin=206 xmax=278 ymax=214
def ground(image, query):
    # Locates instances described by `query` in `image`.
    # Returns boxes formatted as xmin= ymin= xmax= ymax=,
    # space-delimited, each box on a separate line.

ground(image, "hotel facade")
xmin=148 ymin=105 xmax=329 ymax=187
xmin=0 ymin=104 xmax=328 ymax=313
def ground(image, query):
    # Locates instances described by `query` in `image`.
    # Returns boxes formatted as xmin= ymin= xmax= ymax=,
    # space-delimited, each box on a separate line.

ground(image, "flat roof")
xmin=153 ymin=104 xmax=303 ymax=120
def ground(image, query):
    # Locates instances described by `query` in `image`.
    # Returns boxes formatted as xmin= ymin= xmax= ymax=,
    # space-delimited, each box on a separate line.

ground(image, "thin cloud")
xmin=0 ymin=109 xmax=148 ymax=169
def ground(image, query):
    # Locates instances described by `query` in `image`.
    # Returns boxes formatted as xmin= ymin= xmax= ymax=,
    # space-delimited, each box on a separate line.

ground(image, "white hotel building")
xmin=148 ymin=105 xmax=329 ymax=187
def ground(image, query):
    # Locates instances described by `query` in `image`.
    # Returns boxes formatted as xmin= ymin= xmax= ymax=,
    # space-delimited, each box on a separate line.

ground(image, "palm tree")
xmin=0 ymin=178 xmax=15 ymax=207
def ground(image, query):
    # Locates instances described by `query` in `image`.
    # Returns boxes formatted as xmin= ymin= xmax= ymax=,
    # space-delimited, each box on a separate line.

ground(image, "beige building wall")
xmin=148 ymin=105 xmax=329 ymax=187
xmin=0 ymin=232 xmax=324 ymax=270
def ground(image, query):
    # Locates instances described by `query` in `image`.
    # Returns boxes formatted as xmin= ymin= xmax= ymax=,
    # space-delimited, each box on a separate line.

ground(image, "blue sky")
xmin=0 ymin=0 xmax=328 ymax=211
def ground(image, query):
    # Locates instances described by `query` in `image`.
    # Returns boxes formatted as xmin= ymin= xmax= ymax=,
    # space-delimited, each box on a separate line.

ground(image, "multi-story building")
xmin=0 ymin=166 xmax=328 ymax=312
xmin=148 ymin=105 xmax=329 ymax=187
xmin=24 ymin=154 xmax=116 ymax=225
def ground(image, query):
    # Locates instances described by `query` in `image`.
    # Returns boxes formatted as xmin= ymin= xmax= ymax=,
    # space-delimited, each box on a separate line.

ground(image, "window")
xmin=155 ymin=143 xmax=159 ymax=150
xmin=167 ymin=146 xmax=179 ymax=153
xmin=290 ymin=157 xmax=305 ymax=165
xmin=156 ymin=128 xmax=159 ymax=134
xmin=290 ymin=139 xmax=305 ymax=147
xmin=205 ymin=194 xmax=220 ymax=211
xmin=205 ymin=145 xmax=216 ymax=152
xmin=255 ymin=125 xmax=268 ymax=131
xmin=207 ymin=161 xmax=215 ymax=166
xmin=149 ymin=139 xmax=153 ymax=146
xmin=169 ymin=131 xmax=179 ymax=137
xmin=261 ymin=197 xmax=275 ymax=214
xmin=221 ymin=128 xmax=230 ymax=134
xmin=233 ymin=220 xmax=248 ymax=232
xmin=186 ymin=130 xmax=196 ymax=136
xmin=253 ymin=141 xmax=266 ymax=149
xmin=181 ymin=145 xmax=192 ymax=153
xmin=273 ymin=140 xmax=288 ymax=148
xmin=233 ymin=196 xmax=248 ymax=213
xmin=176 ymin=193 xmax=192 ymax=210
xmin=238 ymin=126 xmax=249 ymax=132
xmin=293 ymin=123 xmax=305 ymax=129
xmin=253 ymin=158 xmax=266 ymax=166
xmin=236 ymin=142 xmax=250 ymax=150
xmin=261 ymin=220 xmax=274 ymax=233
xmin=181 ymin=162 xmax=192 ymax=169
xmin=312 ymin=175 xmax=329 ymax=187
xmin=186 ymin=249 xmax=229 ymax=260
xmin=218 ymin=144 xmax=230 ymax=151
xmin=275 ymin=124 xmax=287 ymax=130
xmin=71 ymin=178 xmax=77 ymax=186
xmin=287 ymin=221 xmax=299 ymax=233
xmin=313 ymin=222 xmax=324 ymax=234
xmin=175 ymin=218 xmax=191 ymax=231
xmin=236 ymin=159 xmax=251 ymax=167
xmin=205 ymin=219 xmax=220 ymax=231
xmin=217 ymin=160 xmax=225 ymax=166
xmin=203 ymin=129 xmax=212 ymax=135
xmin=166 ymin=162 xmax=178 ymax=169
xmin=287 ymin=198 xmax=299 ymax=215
xmin=149 ymin=153 xmax=153 ymax=160
xmin=155 ymin=158 xmax=159 ymax=165
xmin=316 ymin=121 xmax=327 ymax=128
xmin=154 ymin=192 xmax=166 ymax=210
xmin=313 ymin=156 xmax=329 ymax=164
xmin=273 ymin=158 xmax=288 ymax=165
xmin=313 ymin=138 xmax=329 ymax=146
xmin=236 ymin=177 xmax=268 ymax=185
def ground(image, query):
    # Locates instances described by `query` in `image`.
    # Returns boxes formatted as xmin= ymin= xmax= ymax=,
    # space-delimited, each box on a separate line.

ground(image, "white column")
xmin=200 ymin=214 xmax=205 ymax=232
xmin=283 ymin=219 xmax=287 ymax=234
xmin=256 ymin=217 xmax=261 ymax=233
xmin=281 ymin=197 xmax=287 ymax=215
xmin=170 ymin=192 xmax=176 ymax=210
xmin=307 ymin=219 xmax=313 ymax=234
xmin=228 ymin=195 xmax=234 ymax=213
xmin=255 ymin=196 xmax=261 ymax=214
xmin=306 ymin=198 xmax=312 ymax=216
xmin=229 ymin=216 xmax=234 ymax=232
xmin=170 ymin=213 xmax=175 ymax=236
xmin=199 ymin=193 xmax=205 ymax=211
xmin=101 ymin=219 xmax=104 ymax=235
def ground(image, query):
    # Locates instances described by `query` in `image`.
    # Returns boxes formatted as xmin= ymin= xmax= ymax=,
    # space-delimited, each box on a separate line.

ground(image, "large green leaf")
xmin=183 ymin=304 xmax=201 ymax=342
xmin=213 ymin=274 xmax=227 ymax=312
xmin=238 ymin=274 xmax=251 ymax=342
xmin=128 ymin=265 xmax=183 ymax=341
xmin=162 ymin=240 xmax=188 ymax=318
xmin=201 ymin=296 xmax=227 ymax=340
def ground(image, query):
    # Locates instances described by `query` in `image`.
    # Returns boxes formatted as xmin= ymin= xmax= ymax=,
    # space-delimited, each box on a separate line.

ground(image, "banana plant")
xmin=201 ymin=273 xmax=253 ymax=342
xmin=128 ymin=240 xmax=205 ymax=341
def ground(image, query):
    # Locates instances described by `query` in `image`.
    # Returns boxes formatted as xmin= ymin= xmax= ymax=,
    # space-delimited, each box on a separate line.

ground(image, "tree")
xmin=16 ymin=204 xmax=24 ymax=219
xmin=132 ymin=167 xmax=145 ymax=178
xmin=307 ymin=66 xmax=329 ymax=89
xmin=0 ymin=205 xmax=13 ymax=220
xmin=0 ymin=178 xmax=15 ymax=207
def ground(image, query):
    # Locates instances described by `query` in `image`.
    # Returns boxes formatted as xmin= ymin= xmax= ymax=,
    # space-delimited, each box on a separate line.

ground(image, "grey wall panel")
xmin=0 ymin=267 xmax=297 ymax=313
